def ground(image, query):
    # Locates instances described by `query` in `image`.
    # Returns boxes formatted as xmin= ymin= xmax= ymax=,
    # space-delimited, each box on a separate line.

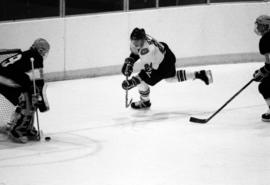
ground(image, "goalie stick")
xmin=31 ymin=58 xmax=41 ymax=140
xmin=190 ymin=79 xmax=254 ymax=124
xmin=125 ymin=76 xmax=133 ymax=108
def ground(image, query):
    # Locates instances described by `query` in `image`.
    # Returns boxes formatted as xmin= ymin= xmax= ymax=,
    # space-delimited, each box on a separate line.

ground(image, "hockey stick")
xmin=125 ymin=76 xmax=133 ymax=108
xmin=190 ymin=79 xmax=254 ymax=124
xmin=30 ymin=58 xmax=41 ymax=140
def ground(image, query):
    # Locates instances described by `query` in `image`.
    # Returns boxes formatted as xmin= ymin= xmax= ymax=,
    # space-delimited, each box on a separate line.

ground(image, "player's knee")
xmin=148 ymin=80 xmax=159 ymax=86
xmin=138 ymin=81 xmax=149 ymax=91
xmin=258 ymin=83 xmax=264 ymax=96
xmin=142 ymin=78 xmax=160 ymax=86
xmin=259 ymin=82 xmax=270 ymax=99
xmin=139 ymin=87 xmax=150 ymax=97
xmin=138 ymin=72 xmax=158 ymax=86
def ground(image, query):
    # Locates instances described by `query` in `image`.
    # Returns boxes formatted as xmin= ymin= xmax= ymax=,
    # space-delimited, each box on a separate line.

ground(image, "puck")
xmin=45 ymin=136 xmax=51 ymax=141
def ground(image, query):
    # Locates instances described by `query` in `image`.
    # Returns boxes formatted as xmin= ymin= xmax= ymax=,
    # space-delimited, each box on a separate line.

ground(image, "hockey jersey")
xmin=259 ymin=31 xmax=270 ymax=68
xmin=130 ymin=36 xmax=165 ymax=70
xmin=0 ymin=48 xmax=43 ymax=74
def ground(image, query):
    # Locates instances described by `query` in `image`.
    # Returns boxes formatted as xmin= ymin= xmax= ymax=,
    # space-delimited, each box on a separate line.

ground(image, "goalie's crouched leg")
xmin=8 ymin=92 xmax=39 ymax=143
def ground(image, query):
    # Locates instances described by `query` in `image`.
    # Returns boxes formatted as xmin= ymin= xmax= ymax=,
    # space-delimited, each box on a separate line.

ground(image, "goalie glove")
xmin=121 ymin=57 xmax=135 ymax=77
xmin=253 ymin=66 xmax=270 ymax=82
xmin=32 ymin=94 xmax=41 ymax=108
xmin=122 ymin=76 xmax=141 ymax=90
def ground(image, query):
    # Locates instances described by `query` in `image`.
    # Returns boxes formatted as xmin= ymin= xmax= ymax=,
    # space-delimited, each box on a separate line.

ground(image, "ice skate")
xmin=8 ymin=132 xmax=29 ymax=143
xmin=262 ymin=110 xmax=270 ymax=122
xmin=9 ymin=121 xmax=40 ymax=143
xmin=196 ymin=70 xmax=213 ymax=85
xmin=131 ymin=99 xmax=151 ymax=109
xmin=27 ymin=125 xmax=41 ymax=141
xmin=0 ymin=122 xmax=15 ymax=134
xmin=7 ymin=106 xmax=39 ymax=143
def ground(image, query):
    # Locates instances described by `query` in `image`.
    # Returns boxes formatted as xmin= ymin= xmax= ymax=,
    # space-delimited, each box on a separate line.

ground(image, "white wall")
xmin=0 ymin=2 xmax=269 ymax=80
xmin=0 ymin=19 xmax=65 ymax=73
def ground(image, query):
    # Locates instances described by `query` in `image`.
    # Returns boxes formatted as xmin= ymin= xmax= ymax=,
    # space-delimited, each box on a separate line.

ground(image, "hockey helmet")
xmin=255 ymin=15 xmax=270 ymax=36
xmin=31 ymin=38 xmax=50 ymax=59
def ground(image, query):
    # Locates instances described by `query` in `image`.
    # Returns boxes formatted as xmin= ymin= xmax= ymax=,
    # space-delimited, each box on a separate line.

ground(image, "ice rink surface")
xmin=0 ymin=62 xmax=270 ymax=185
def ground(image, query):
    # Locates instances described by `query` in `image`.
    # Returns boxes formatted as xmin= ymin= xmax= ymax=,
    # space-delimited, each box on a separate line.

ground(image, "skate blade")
xmin=0 ymin=124 xmax=13 ymax=134
xmin=0 ymin=126 xmax=8 ymax=134
xmin=8 ymin=134 xmax=28 ymax=144
xmin=262 ymin=118 xmax=270 ymax=122
xmin=206 ymin=70 xmax=213 ymax=84
xmin=28 ymin=130 xmax=43 ymax=141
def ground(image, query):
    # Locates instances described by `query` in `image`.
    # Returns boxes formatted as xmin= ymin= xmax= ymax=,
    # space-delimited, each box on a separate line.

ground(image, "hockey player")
xmin=0 ymin=38 xmax=50 ymax=143
xmin=122 ymin=28 xmax=213 ymax=109
xmin=253 ymin=15 xmax=270 ymax=122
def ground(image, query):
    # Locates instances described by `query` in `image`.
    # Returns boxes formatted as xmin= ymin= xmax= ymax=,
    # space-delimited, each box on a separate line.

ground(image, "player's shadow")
xmin=114 ymin=110 xmax=196 ymax=126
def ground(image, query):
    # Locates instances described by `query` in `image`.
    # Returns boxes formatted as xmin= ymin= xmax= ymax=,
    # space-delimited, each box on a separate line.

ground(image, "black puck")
xmin=45 ymin=136 xmax=51 ymax=141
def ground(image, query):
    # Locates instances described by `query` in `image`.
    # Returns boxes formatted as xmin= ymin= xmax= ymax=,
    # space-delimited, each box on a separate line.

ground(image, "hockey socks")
xmin=176 ymin=70 xmax=195 ymax=82
xmin=139 ymin=87 xmax=150 ymax=102
xmin=176 ymin=70 xmax=213 ymax=85
xmin=131 ymin=86 xmax=151 ymax=109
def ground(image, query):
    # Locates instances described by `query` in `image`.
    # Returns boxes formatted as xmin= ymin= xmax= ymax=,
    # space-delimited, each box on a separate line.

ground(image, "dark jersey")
xmin=0 ymin=48 xmax=44 ymax=93
xmin=0 ymin=48 xmax=43 ymax=74
xmin=259 ymin=31 xmax=270 ymax=55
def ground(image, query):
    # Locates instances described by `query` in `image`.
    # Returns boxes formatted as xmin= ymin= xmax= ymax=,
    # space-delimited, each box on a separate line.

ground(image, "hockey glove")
xmin=253 ymin=66 xmax=270 ymax=82
xmin=32 ymin=94 xmax=41 ymax=109
xmin=122 ymin=76 xmax=141 ymax=90
xmin=122 ymin=57 xmax=135 ymax=77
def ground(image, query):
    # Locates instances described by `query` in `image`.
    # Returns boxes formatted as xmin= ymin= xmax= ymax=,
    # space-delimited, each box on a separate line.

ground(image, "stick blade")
xmin=125 ymin=99 xmax=133 ymax=108
xmin=189 ymin=117 xmax=208 ymax=124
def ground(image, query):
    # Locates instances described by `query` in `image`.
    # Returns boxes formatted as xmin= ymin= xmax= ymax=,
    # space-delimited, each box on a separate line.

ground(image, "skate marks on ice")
xmin=0 ymin=103 xmax=266 ymax=168
xmin=114 ymin=109 xmax=193 ymax=126
xmin=0 ymin=132 xmax=101 ymax=168
xmin=114 ymin=104 xmax=265 ymax=127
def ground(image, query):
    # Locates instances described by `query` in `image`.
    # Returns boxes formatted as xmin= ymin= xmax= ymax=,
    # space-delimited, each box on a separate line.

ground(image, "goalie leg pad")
xmin=8 ymin=92 xmax=38 ymax=143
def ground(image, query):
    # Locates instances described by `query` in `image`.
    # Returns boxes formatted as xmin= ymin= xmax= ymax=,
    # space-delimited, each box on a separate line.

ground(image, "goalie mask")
xmin=31 ymin=38 xmax=50 ymax=59
xmin=255 ymin=15 xmax=270 ymax=36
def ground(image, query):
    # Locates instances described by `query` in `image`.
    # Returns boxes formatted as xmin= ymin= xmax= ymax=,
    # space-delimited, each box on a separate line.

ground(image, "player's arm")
xmin=253 ymin=53 xmax=270 ymax=81
xmin=262 ymin=53 xmax=270 ymax=73
xmin=27 ymin=68 xmax=44 ymax=81
xmin=121 ymin=45 xmax=140 ymax=77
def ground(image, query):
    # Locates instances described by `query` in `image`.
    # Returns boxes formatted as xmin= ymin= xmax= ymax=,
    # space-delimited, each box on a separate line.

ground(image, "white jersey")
xmin=130 ymin=36 xmax=165 ymax=70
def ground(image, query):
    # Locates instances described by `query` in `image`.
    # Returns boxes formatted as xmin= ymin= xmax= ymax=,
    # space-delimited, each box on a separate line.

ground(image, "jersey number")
xmin=1 ymin=54 xmax=22 ymax=67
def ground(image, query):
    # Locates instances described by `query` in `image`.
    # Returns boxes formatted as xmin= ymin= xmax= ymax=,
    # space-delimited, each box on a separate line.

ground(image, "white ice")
xmin=0 ymin=63 xmax=270 ymax=185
